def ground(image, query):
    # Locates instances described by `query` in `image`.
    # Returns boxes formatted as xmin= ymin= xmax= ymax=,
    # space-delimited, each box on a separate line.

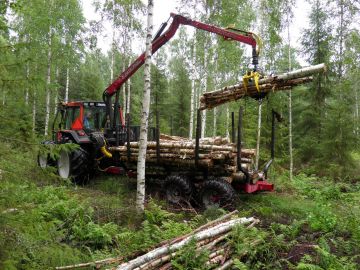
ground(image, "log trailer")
xmin=39 ymin=13 xmax=275 ymax=209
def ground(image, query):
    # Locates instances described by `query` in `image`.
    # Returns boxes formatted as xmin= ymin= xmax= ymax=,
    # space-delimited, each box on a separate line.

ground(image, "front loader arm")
xmin=103 ymin=13 xmax=259 ymax=98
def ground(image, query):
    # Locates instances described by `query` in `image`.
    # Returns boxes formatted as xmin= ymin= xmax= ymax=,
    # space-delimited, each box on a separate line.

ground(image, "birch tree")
xmin=136 ymin=0 xmax=153 ymax=213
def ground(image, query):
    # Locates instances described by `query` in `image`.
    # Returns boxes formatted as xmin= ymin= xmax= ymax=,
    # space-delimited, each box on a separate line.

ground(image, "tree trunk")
xmin=32 ymin=89 xmax=36 ymax=132
xmin=54 ymin=67 xmax=59 ymax=115
xmin=122 ymin=59 xmax=126 ymax=115
xmin=287 ymin=11 xmax=293 ymax=181
xmin=255 ymin=100 xmax=262 ymax=170
xmin=136 ymin=0 xmax=153 ymax=213
xmin=189 ymin=42 xmax=196 ymax=139
xmin=44 ymin=29 xmax=52 ymax=136
xmin=65 ymin=66 xmax=69 ymax=103
xmin=127 ymin=56 xmax=131 ymax=114
xmin=355 ymin=87 xmax=359 ymax=136
xmin=226 ymin=105 xmax=229 ymax=139
xmin=201 ymin=50 xmax=208 ymax=138
xmin=213 ymin=107 xmax=217 ymax=137
xmin=110 ymin=2 xmax=115 ymax=83
xmin=25 ymin=63 xmax=29 ymax=105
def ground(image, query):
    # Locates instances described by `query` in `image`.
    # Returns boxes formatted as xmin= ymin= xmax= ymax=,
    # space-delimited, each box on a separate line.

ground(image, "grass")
xmin=1 ymin=141 xmax=360 ymax=269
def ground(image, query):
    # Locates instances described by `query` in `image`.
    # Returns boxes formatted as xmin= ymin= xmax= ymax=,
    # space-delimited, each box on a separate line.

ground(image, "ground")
xmin=0 ymin=142 xmax=359 ymax=269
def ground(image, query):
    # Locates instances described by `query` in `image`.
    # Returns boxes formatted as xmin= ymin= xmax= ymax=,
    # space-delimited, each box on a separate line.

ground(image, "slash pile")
xmin=200 ymin=63 xmax=326 ymax=110
xmin=116 ymin=212 xmax=258 ymax=270
xmin=108 ymin=135 xmax=256 ymax=176
xmin=55 ymin=211 xmax=260 ymax=270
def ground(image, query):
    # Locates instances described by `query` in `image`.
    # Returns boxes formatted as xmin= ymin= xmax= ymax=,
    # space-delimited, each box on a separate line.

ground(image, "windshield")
xmin=83 ymin=105 xmax=107 ymax=131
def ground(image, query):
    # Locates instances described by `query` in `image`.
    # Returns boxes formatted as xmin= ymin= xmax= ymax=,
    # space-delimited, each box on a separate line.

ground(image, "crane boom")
xmin=103 ymin=13 xmax=259 ymax=98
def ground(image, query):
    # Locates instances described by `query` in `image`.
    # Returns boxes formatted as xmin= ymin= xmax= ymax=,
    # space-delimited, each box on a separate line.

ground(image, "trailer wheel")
xmin=164 ymin=175 xmax=193 ymax=204
xmin=199 ymin=178 xmax=236 ymax=210
xmin=57 ymin=147 xmax=90 ymax=184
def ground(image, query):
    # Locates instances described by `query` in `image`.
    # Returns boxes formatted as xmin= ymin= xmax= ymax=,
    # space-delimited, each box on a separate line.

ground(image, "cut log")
xmin=200 ymin=63 xmax=326 ymax=110
xmin=116 ymin=217 xmax=255 ymax=270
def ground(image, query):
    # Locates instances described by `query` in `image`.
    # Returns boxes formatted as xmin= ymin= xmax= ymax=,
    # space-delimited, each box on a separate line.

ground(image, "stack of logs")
xmin=108 ymin=134 xmax=256 ymax=176
xmin=200 ymin=63 xmax=326 ymax=110
xmin=55 ymin=211 xmax=260 ymax=270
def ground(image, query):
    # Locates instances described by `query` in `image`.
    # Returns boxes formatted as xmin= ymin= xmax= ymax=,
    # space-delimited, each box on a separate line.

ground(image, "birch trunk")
xmin=44 ymin=29 xmax=52 ymax=136
xmin=255 ymin=101 xmax=262 ymax=170
xmin=127 ymin=56 xmax=131 ymax=114
xmin=355 ymin=87 xmax=359 ymax=136
xmin=201 ymin=52 xmax=208 ymax=138
xmin=287 ymin=11 xmax=293 ymax=181
xmin=122 ymin=59 xmax=126 ymax=115
xmin=226 ymin=105 xmax=229 ymax=139
xmin=54 ymin=67 xmax=59 ymax=115
xmin=65 ymin=66 xmax=69 ymax=103
xmin=213 ymin=107 xmax=217 ymax=137
xmin=189 ymin=43 xmax=196 ymax=139
xmin=136 ymin=0 xmax=153 ymax=213
xmin=25 ymin=63 xmax=29 ymax=105
xmin=32 ymin=90 xmax=36 ymax=132
xmin=110 ymin=3 xmax=115 ymax=83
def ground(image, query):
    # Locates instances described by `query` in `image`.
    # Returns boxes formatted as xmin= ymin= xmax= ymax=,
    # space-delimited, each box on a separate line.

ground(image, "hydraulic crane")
xmin=103 ymin=13 xmax=262 ymax=132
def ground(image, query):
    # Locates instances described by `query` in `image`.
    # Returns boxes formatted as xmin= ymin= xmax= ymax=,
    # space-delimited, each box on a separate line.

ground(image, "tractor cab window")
xmin=64 ymin=106 xmax=80 ymax=130
xmin=83 ymin=105 xmax=106 ymax=131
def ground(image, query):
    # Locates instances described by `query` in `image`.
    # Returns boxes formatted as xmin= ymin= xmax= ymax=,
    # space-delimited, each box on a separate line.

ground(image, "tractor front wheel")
xmin=37 ymin=140 xmax=55 ymax=168
xmin=57 ymin=147 xmax=90 ymax=184
xmin=199 ymin=178 xmax=236 ymax=210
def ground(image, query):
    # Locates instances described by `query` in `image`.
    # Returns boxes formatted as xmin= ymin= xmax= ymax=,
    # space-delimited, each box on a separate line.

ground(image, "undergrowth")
xmin=1 ymin=141 xmax=360 ymax=269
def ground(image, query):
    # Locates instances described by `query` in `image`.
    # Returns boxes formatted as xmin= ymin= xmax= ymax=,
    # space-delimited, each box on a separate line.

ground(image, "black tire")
xmin=57 ymin=147 xmax=91 ymax=184
xmin=37 ymin=140 xmax=56 ymax=168
xmin=163 ymin=175 xmax=193 ymax=204
xmin=199 ymin=178 xmax=236 ymax=210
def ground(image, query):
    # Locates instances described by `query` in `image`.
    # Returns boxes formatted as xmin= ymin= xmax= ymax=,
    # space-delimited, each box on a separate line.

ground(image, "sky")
xmin=82 ymin=0 xmax=311 ymax=65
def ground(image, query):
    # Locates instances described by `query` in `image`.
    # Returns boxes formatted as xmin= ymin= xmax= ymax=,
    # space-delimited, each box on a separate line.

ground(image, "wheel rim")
xmin=58 ymin=151 xmax=71 ymax=179
xmin=38 ymin=155 xmax=48 ymax=169
xmin=202 ymin=189 xmax=221 ymax=208
xmin=166 ymin=186 xmax=183 ymax=204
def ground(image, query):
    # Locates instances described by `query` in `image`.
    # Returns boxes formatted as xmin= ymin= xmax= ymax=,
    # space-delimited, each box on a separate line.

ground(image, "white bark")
xmin=127 ymin=57 xmax=131 ymax=114
xmin=110 ymin=1 xmax=116 ymax=82
xmin=255 ymin=101 xmax=262 ymax=170
xmin=287 ymin=11 xmax=293 ymax=181
xmin=116 ymin=217 xmax=254 ymax=270
xmin=136 ymin=0 xmax=153 ymax=213
xmin=355 ymin=87 xmax=359 ymax=135
xmin=32 ymin=90 xmax=36 ymax=132
xmin=122 ymin=59 xmax=126 ymax=115
xmin=189 ymin=43 xmax=196 ymax=139
xmin=65 ymin=66 xmax=69 ymax=103
xmin=25 ymin=63 xmax=29 ymax=105
xmin=44 ymin=29 xmax=52 ymax=136
xmin=201 ymin=49 xmax=208 ymax=138
xmin=54 ymin=67 xmax=59 ymax=115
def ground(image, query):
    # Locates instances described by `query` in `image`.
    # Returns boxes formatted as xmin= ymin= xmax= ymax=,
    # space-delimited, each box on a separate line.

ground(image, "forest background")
xmin=0 ymin=0 xmax=360 ymax=269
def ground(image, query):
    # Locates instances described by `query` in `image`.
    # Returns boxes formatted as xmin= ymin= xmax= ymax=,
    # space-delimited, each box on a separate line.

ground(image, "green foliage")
xmin=171 ymin=238 xmax=210 ymax=270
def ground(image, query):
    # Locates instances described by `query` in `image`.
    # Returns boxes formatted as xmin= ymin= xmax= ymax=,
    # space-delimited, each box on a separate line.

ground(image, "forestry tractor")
xmin=38 ymin=13 xmax=275 ymax=209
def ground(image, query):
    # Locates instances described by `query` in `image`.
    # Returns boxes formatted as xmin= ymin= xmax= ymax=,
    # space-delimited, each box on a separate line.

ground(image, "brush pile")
xmin=200 ymin=63 xmax=326 ymax=110
xmin=55 ymin=211 xmax=260 ymax=270
xmin=116 ymin=212 xmax=258 ymax=270
xmin=109 ymin=135 xmax=256 ymax=176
